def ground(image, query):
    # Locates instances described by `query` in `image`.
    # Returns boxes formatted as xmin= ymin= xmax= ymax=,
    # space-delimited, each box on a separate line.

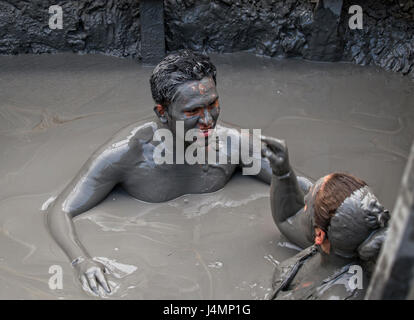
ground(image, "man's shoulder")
xmin=215 ymin=122 xmax=241 ymax=137
xmin=95 ymin=120 xmax=159 ymax=159
xmin=216 ymin=122 xmax=258 ymax=139
xmin=114 ymin=120 xmax=158 ymax=145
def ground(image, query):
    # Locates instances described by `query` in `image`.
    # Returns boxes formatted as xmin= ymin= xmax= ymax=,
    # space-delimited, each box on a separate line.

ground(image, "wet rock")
xmin=0 ymin=0 xmax=141 ymax=57
xmin=140 ymin=0 xmax=165 ymax=65
xmin=164 ymin=0 xmax=314 ymax=58
xmin=304 ymin=0 xmax=344 ymax=62
xmin=341 ymin=0 xmax=414 ymax=77
xmin=0 ymin=0 xmax=412 ymax=77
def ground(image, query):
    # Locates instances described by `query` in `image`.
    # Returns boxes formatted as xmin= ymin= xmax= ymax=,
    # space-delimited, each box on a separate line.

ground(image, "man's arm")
xmin=254 ymin=151 xmax=273 ymax=184
xmin=219 ymin=122 xmax=272 ymax=183
xmin=262 ymin=137 xmax=314 ymax=249
xmin=46 ymin=142 xmax=128 ymax=295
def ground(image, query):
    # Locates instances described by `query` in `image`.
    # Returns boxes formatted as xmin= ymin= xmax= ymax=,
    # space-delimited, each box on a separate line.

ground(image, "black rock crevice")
xmin=0 ymin=0 xmax=412 ymax=77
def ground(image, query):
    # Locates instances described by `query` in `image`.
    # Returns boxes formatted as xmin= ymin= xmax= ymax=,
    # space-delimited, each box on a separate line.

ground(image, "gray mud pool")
xmin=0 ymin=53 xmax=413 ymax=299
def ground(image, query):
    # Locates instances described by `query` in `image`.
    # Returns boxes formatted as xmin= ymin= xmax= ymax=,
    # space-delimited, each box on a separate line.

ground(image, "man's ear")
xmin=154 ymin=104 xmax=168 ymax=124
xmin=314 ymin=227 xmax=326 ymax=246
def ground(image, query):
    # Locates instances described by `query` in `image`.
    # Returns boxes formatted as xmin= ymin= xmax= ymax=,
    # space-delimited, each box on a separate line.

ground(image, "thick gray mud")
xmin=0 ymin=53 xmax=413 ymax=299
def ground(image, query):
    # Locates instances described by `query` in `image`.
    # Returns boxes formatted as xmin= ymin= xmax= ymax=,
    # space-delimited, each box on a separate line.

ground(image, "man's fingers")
xmin=261 ymin=147 xmax=275 ymax=161
xmin=266 ymin=152 xmax=279 ymax=167
xmin=261 ymin=136 xmax=287 ymax=153
xmin=262 ymin=146 xmax=285 ymax=166
xmin=261 ymin=143 xmax=271 ymax=158
xmin=96 ymin=270 xmax=111 ymax=294
xmin=261 ymin=136 xmax=284 ymax=146
xmin=261 ymin=147 xmax=271 ymax=158
xmin=80 ymin=275 xmax=89 ymax=291
xmin=87 ymin=273 xmax=99 ymax=295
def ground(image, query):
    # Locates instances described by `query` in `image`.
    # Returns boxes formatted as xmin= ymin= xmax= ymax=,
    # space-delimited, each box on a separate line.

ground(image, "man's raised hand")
xmin=261 ymin=136 xmax=290 ymax=176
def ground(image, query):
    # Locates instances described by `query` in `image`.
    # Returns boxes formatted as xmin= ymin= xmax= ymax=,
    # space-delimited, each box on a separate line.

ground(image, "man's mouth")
xmin=199 ymin=126 xmax=213 ymax=137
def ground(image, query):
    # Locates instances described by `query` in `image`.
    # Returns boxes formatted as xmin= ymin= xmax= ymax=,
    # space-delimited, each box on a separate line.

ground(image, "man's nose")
xmin=199 ymin=108 xmax=212 ymax=125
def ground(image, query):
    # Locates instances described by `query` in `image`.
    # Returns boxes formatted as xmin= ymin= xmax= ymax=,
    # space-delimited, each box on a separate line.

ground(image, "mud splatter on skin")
xmin=0 ymin=53 xmax=413 ymax=299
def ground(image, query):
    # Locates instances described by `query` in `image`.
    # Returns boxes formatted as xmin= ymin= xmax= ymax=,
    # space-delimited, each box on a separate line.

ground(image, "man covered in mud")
xmin=261 ymin=137 xmax=390 ymax=299
xmin=47 ymin=50 xmax=285 ymax=296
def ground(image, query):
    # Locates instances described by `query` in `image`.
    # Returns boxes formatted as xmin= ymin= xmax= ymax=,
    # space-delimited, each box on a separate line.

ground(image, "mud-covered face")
xmin=166 ymin=77 xmax=220 ymax=143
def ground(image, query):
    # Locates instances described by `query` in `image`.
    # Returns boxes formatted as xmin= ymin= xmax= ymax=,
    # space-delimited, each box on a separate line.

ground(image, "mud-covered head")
xmin=150 ymin=50 xmax=220 ymax=141
xmin=304 ymin=173 xmax=390 ymax=259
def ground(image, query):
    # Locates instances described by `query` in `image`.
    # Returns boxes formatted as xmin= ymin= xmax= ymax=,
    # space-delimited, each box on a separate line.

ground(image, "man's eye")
xmin=208 ymin=100 xmax=218 ymax=110
xmin=185 ymin=109 xmax=200 ymax=116
xmin=209 ymin=99 xmax=219 ymax=109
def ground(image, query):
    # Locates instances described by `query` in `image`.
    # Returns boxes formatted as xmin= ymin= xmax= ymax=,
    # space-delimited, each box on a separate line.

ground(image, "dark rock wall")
xmin=0 ymin=0 xmax=413 ymax=77
xmin=366 ymin=142 xmax=414 ymax=300
xmin=165 ymin=0 xmax=345 ymax=62
xmin=165 ymin=0 xmax=315 ymax=58
xmin=303 ymin=0 xmax=344 ymax=61
xmin=341 ymin=0 xmax=414 ymax=76
xmin=0 ymin=0 xmax=141 ymax=57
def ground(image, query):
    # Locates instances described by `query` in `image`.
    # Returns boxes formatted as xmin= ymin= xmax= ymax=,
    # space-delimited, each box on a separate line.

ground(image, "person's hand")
xmin=261 ymin=136 xmax=290 ymax=176
xmin=74 ymin=258 xmax=111 ymax=296
xmin=364 ymin=209 xmax=390 ymax=229
xmin=363 ymin=196 xmax=390 ymax=229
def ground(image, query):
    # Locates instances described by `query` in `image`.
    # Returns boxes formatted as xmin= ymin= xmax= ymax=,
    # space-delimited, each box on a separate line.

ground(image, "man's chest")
xmin=121 ymin=162 xmax=238 ymax=202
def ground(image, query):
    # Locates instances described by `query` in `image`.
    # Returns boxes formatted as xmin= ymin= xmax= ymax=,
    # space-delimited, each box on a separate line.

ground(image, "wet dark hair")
xmin=313 ymin=173 xmax=367 ymax=232
xmin=150 ymin=49 xmax=217 ymax=107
